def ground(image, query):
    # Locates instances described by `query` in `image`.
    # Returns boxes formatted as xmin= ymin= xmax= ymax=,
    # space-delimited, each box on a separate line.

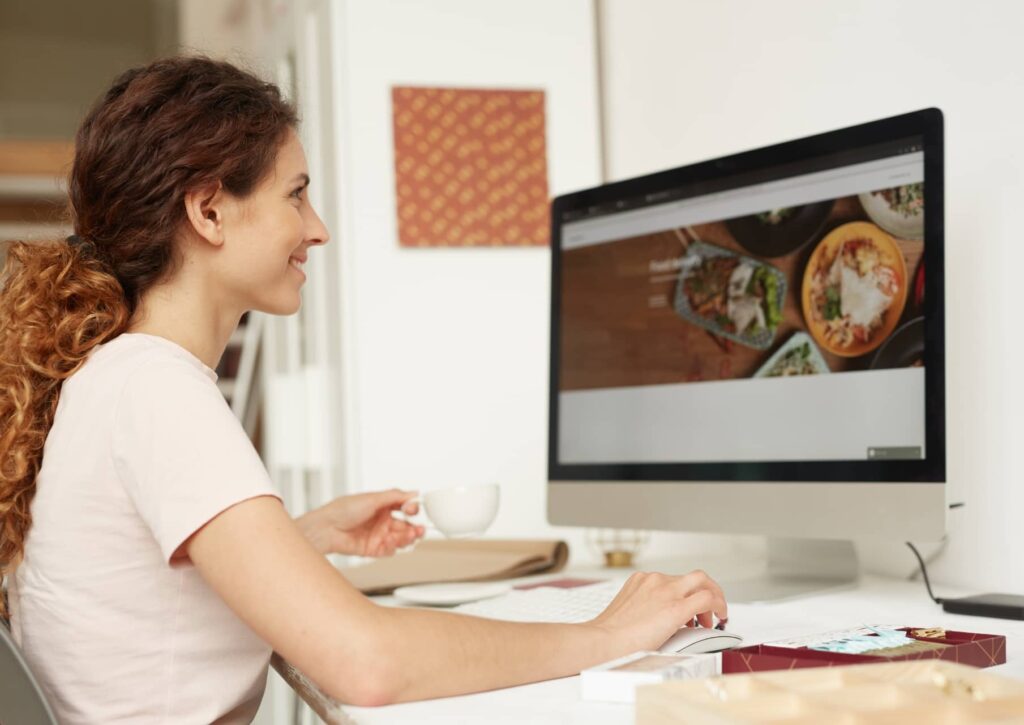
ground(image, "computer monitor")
xmin=548 ymin=109 xmax=945 ymax=600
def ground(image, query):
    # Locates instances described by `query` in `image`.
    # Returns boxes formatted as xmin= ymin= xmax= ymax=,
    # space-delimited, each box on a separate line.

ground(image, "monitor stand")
xmin=722 ymin=538 xmax=859 ymax=603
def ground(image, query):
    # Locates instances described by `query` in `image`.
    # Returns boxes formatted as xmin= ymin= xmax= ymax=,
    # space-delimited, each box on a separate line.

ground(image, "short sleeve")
xmin=112 ymin=359 xmax=282 ymax=563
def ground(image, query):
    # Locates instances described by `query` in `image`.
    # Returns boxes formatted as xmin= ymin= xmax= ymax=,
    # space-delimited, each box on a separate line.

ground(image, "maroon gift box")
xmin=722 ymin=628 xmax=1007 ymax=674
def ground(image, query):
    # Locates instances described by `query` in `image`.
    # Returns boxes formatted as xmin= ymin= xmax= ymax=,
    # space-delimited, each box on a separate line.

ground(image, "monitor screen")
xmin=550 ymin=110 xmax=944 ymax=484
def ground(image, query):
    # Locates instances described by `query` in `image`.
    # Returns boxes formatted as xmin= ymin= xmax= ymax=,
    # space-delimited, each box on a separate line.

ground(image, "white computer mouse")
xmin=658 ymin=627 xmax=744 ymax=654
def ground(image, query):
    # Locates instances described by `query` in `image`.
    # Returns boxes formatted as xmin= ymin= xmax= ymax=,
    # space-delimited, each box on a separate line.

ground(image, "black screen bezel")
xmin=548 ymin=108 xmax=945 ymax=483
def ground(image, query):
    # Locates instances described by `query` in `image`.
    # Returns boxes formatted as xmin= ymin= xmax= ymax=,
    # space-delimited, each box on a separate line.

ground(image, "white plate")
xmin=858 ymin=187 xmax=924 ymax=240
xmin=393 ymin=581 xmax=512 ymax=606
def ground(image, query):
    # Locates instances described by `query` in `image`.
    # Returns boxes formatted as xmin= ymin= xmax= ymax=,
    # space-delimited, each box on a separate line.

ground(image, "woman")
xmin=0 ymin=55 xmax=726 ymax=722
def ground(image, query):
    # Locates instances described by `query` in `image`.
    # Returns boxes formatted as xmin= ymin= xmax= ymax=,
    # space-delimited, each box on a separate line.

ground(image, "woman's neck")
xmin=128 ymin=279 xmax=241 ymax=371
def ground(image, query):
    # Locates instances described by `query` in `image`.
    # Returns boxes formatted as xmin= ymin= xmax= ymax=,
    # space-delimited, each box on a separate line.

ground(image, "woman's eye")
xmin=291 ymin=187 xmax=304 ymax=200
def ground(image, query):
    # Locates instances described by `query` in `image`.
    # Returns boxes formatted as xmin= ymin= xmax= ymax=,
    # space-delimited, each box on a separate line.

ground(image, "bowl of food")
xmin=674 ymin=241 xmax=786 ymax=350
xmin=725 ymin=200 xmax=835 ymax=258
xmin=801 ymin=221 xmax=908 ymax=358
xmin=754 ymin=331 xmax=830 ymax=378
xmin=858 ymin=183 xmax=924 ymax=240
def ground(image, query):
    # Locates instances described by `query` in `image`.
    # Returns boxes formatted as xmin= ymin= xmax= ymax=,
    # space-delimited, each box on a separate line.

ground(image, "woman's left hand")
xmin=296 ymin=488 xmax=425 ymax=557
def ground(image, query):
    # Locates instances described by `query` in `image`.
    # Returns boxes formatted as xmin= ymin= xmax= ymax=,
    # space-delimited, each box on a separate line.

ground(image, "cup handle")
xmin=391 ymin=499 xmax=443 ymax=537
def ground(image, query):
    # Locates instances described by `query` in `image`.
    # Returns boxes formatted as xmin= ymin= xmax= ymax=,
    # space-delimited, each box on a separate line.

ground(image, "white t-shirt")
xmin=9 ymin=333 xmax=282 ymax=724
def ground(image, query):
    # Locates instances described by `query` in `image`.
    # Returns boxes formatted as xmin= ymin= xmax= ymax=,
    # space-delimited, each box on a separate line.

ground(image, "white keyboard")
xmin=454 ymin=579 xmax=622 ymax=623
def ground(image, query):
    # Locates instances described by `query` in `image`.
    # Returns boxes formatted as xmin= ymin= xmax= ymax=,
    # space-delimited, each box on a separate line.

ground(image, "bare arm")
xmin=186 ymin=496 xmax=726 ymax=706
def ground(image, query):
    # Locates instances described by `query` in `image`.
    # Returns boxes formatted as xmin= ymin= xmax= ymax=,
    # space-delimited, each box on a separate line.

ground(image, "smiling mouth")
xmin=288 ymin=256 xmax=306 ymax=272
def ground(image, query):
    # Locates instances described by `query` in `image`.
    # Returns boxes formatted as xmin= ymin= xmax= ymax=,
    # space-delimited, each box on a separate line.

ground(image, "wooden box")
xmin=637 ymin=659 xmax=1024 ymax=724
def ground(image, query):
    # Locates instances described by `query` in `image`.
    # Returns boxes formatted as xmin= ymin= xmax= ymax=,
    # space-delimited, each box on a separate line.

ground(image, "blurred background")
xmin=3 ymin=1 xmax=1023 ymax=722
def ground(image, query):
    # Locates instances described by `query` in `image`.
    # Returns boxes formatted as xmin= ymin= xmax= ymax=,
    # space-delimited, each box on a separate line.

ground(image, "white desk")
xmin=340 ymin=571 xmax=1024 ymax=724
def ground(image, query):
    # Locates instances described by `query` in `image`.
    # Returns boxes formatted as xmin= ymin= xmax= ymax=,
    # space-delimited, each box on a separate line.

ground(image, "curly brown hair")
xmin=0 ymin=55 xmax=298 ymax=616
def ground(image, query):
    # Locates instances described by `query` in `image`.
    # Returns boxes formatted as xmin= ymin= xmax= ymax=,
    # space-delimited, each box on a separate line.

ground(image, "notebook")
xmin=339 ymin=539 xmax=569 ymax=595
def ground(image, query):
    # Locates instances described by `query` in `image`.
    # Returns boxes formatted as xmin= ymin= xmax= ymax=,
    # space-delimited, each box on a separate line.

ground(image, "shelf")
xmin=0 ymin=222 xmax=71 ymax=243
xmin=0 ymin=175 xmax=67 ymax=201
xmin=0 ymin=140 xmax=75 ymax=176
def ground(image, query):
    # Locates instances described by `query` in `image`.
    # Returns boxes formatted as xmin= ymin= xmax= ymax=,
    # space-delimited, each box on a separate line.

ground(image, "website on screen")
xmin=558 ymin=144 xmax=927 ymax=464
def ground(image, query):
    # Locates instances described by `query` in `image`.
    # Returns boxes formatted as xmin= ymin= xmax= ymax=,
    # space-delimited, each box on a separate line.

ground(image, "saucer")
xmin=392 ymin=581 xmax=512 ymax=606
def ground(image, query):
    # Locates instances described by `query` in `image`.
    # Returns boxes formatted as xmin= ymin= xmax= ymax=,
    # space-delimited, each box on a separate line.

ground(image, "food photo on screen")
xmin=559 ymin=183 xmax=926 ymax=392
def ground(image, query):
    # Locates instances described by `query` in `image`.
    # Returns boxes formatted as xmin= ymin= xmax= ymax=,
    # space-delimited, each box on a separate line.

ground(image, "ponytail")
xmin=0 ymin=238 xmax=128 ymax=616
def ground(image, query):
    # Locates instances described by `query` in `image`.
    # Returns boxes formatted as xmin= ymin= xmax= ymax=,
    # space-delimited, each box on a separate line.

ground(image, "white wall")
xmin=331 ymin=0 xmax=606 ymax=558
xmin=329 ymin=0 xmax=1024 ymax=588
xmin=597 ymin=0 xmax=1024 ymax=592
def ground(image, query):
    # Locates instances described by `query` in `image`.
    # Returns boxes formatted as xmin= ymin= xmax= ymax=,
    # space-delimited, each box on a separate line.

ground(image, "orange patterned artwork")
xmin=391 ymin=86 xmax=550 ymax=247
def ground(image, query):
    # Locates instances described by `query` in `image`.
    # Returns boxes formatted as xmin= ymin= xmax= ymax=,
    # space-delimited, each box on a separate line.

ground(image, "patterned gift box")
xmin=722 ymin=628 xmax=1006 ymax=674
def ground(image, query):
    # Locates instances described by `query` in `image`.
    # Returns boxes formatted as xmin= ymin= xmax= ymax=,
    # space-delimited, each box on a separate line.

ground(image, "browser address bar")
xmin=562 ymin=152 xmax=924 ymax=250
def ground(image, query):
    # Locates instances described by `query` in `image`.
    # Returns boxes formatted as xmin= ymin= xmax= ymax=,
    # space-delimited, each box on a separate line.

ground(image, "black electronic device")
xmin=942 ymin=593 xmax=1024 ymax=621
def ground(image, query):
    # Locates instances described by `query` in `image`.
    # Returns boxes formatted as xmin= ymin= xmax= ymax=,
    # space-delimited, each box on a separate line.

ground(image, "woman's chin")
xmin=254 ymin=292 xmax=302 ymax=316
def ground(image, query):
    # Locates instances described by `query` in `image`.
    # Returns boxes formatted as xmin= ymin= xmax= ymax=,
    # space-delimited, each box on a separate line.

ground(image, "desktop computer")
xmin=547 ymin=108 xmax=946 ymax=601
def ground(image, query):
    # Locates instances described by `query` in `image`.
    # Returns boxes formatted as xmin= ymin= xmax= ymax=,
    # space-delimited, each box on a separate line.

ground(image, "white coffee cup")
xmin=413 ymin=484 xmax=500 ymax=538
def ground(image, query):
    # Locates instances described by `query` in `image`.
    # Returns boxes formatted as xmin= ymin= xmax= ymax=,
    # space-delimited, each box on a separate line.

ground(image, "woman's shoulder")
xmin=88 ymin=332 xmax=218 ymax=384
xmin=72 ymin=333 xmax=223 ymax=417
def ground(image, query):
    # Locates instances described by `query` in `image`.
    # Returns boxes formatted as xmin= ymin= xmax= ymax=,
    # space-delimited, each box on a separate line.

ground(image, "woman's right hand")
xmin=590 ymin=570 xmax=728 ymax=654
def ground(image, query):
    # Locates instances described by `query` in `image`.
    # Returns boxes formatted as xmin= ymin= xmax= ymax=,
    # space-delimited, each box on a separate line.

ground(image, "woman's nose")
xmin=307 ymin=207 xmax=330 ymax=246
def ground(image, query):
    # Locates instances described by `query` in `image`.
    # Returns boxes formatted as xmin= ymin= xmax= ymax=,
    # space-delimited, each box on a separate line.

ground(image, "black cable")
xmin=905 ymin=541 xmax=943 ymax=604
xmin=906 ymin=501 xmax=965 ymax=597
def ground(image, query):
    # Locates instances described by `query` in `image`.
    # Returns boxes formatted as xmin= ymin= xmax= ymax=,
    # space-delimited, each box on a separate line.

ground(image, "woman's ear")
xmin=183 ymin=181 xmax=227 ymax=248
